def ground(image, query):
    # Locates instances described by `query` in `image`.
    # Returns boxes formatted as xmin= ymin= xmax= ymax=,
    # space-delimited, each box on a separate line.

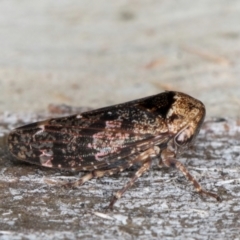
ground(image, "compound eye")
xmin=175 ymin=126 xmax=193 ymax=146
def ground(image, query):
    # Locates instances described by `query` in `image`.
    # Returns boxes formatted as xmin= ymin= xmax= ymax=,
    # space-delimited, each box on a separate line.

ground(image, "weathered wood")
xmin=0 ymin=111 xmax=239 ymax=239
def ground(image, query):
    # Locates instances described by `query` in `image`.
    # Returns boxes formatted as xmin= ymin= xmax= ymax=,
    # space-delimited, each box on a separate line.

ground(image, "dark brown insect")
xmin=7 ymin=91 xmax=221 ymax=208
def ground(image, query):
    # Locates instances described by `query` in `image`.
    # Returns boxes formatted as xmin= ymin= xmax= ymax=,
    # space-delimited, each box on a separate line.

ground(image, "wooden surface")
xmin=0 ymin=111 xmax=240 ymax=239
xmin=0 ymin=1 xmax=240 ymax=239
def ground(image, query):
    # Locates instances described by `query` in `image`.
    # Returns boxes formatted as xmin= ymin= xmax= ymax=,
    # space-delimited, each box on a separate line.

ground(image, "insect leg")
xmin=64 ymin=167 xmax=127 ymax=188
xmin=109 ymin=159 xmax=151 ymax=209
xmin=63 ymin=172 xmax=94 ymax=188
xmin=161 ymin=149 xmax=221 ymax=201
xmin=63 ymin=158 xmax=137 ymax=189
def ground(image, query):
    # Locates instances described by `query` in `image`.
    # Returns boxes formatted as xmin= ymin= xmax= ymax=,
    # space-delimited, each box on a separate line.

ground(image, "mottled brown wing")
xmin=7 ymin=92 xmax=176 ymax=171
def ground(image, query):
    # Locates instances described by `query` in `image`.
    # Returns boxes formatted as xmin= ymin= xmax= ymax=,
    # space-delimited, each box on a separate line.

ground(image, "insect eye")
xmin=174 ymin=126 xmax=193 ymax=146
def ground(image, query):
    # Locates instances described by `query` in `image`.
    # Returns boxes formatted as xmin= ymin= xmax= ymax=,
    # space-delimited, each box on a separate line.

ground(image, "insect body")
xmin=7 ymin=91 xmax=221 ymax=207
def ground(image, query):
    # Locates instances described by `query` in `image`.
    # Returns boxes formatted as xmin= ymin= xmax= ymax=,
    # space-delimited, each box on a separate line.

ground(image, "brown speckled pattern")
xmin=7 ymin=91 xmax=220 ymax=207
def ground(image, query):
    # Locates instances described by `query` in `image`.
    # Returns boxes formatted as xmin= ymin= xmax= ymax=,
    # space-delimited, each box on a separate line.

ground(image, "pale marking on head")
xmin=176 ymin=126 xmax=194 ymax=144
xmin=166 ymin=106 xmax=175 ymax=119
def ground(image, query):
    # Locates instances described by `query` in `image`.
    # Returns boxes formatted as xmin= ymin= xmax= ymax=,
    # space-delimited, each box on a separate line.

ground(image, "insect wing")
xmin=8 ymin=92 xmax=175 ymax=171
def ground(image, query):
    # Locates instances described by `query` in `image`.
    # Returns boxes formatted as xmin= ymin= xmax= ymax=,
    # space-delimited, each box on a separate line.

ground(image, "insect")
xmin=7 ymin=91 xmax=221 ymax=208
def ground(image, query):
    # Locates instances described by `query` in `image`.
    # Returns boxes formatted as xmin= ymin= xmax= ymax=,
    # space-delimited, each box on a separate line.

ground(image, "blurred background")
xmin=1 ymin=1 xmax=240 ymax=116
